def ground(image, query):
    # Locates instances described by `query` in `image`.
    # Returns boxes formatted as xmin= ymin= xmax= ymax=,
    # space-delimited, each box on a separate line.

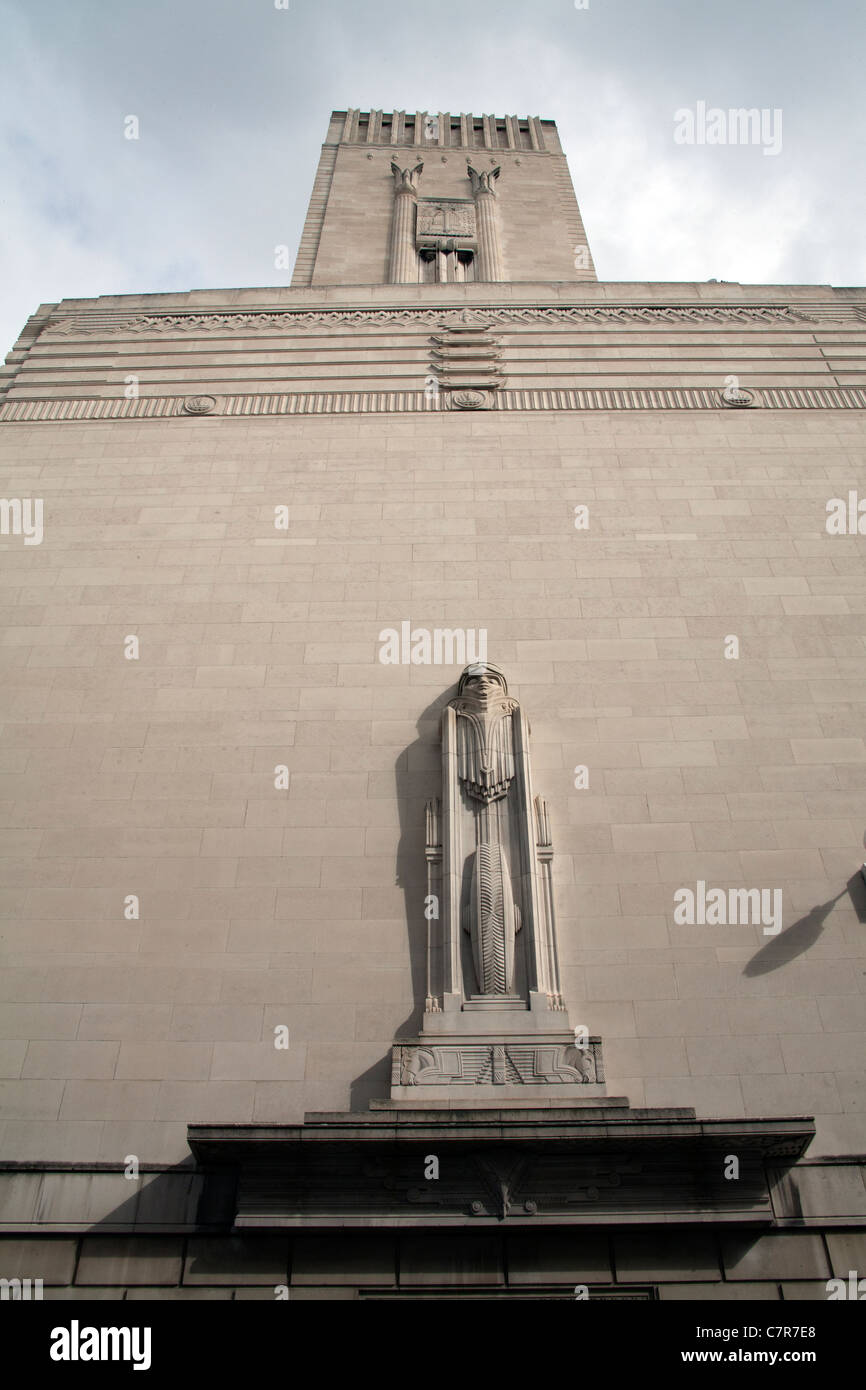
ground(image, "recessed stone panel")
xmin=720 ymin=1233 xmax=830 ymax=1282
xmin=399 ymin=1234 xmax=503 ymax=1286
xmin=76 ymin=1236 xmax=183 ymax=1287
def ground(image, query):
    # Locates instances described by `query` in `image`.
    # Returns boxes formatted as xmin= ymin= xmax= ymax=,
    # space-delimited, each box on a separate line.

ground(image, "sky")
xmin=1 ymin=0 xmax=864 ymax=357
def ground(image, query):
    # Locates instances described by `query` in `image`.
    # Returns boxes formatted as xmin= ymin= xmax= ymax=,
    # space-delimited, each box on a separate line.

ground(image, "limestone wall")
xmin=1 ymin=401 xmax=864 ymax=1165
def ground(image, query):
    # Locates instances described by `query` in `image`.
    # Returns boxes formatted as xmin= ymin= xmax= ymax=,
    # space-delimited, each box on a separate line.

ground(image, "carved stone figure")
xmin=467 ymin=165 xmax=501 ymax=194
xmin=392 ymin=662 xmax=606 ymax=1099
xmin=451 ymin=666 xmax=521 ymax=993
xmin=391 ymin=160 xmax=424 ymax=191
xmin=452 ymin=664 xmax=516 ymax=803
xmin=426 ymin=662 xmax=566 ymax=1013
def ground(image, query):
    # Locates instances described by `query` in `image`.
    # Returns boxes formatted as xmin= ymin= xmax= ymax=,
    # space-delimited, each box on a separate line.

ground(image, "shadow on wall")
xmin=14 ymin=1161 xmax=237 ymax=1232
xmin=346 ymin=687 xmax=866 ymax=1103
xmin=743 ymin=870 xmax=866 ymax=978
xmin=348 ymin=683 xmax=454 ymax=1113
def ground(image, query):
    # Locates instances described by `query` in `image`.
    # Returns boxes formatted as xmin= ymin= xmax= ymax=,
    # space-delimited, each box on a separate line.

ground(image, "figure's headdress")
xmin=456 ymin=662 xmax=508 ymax=697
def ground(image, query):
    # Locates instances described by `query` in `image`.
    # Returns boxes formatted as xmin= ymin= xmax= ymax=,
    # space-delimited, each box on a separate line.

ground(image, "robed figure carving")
xmin=427 ymin=662 xmax=565 ymax=1018
xmin=452 ymin=666 xmax=522 ymax=995
xmin=397 ymin=661 xmax=605 ymax=1098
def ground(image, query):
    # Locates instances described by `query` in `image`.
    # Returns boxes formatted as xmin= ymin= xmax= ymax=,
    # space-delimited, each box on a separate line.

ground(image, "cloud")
xmin=0 ymin=0 xmax=863 ymax=357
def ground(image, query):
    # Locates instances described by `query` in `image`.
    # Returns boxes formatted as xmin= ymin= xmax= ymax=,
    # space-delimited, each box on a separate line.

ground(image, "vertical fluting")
xmin=388 ymin=162 xmax=422 ymax=283
xmin=389 ymin=189 xmax=417 ymax=282
xmin=468 ymin=165 xmax=504 ymax=282
xmin=474 ymin=188 xmax=503 ymax=281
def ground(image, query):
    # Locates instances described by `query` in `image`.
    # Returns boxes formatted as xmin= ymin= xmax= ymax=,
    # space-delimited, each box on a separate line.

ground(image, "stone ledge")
xmin=183 ymin=1109 xmax=815 ymax=1229
xmin=3 ymin=383 xmax=865 ymax=424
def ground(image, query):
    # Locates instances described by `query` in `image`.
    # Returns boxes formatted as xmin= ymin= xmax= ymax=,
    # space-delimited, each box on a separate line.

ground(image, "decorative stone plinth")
xmin=391 ymin=1035 xmax=605 ymax=1103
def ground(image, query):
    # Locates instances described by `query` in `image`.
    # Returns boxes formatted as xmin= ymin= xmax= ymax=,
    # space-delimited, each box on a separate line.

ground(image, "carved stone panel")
xmin=392 ymin=1039 xmax=605 ymax=1088
xmin=417 ymin=199 xmax=476 ymax=239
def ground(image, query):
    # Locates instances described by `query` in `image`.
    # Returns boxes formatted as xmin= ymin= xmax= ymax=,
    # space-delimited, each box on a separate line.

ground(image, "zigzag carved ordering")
xmin=395 ymin=1041 xmax=604 ymax=1086
xmin=477 ymin=843 xmax=507 ymax=995
xmin=43 ymin=303 xmax=863 ymax=336
xmin=125 ymin=305 xmax=842 ymax=328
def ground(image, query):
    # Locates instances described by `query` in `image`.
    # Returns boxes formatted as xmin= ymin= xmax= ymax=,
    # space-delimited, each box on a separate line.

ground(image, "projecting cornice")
xmin=187 ymin=1108 xmax=816 ymax=1229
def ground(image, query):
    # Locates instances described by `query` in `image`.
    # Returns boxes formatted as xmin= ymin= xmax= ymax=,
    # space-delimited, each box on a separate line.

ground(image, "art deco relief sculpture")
xmin=388 ymin=160 xmax=502 ymax=284
xmin=416 ymin=198 xmax=478 ymax=283
xmin=390 ymin=159 xmax=424 ymax=191
xmin=431 ymin=663 xmax=564 ymax=1013
xmin=393 ymin=663 xmax=605 ymax=1100
xmin=452 ymin=666 xmax=522 ymax=995
xmin=467 ymin=164 xmax=501 ymax=194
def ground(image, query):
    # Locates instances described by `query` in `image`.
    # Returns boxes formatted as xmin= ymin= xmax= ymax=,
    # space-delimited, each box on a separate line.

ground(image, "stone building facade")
xmin=0 ymin=110 xmax=864 ymax=1300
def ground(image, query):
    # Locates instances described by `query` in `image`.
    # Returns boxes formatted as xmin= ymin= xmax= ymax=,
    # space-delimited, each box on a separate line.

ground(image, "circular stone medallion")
xmin=719 ymin=386 xmax=758 ymax=408
xmin=181 ymin=394 xmax=218 ymax=415
xmin=451 ymin=389 xmax=489 ymax=410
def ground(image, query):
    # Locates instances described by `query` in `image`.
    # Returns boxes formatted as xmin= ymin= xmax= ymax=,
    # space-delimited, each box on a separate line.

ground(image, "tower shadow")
xmin=743 ymin=870 xmax=866 ymax=977
xmin=347 ymin=683 xmax=453 ymax=1111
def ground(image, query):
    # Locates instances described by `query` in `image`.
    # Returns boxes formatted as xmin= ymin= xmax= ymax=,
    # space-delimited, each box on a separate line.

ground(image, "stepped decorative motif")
xmin=429 ymin=311 xmax=504 ymax=394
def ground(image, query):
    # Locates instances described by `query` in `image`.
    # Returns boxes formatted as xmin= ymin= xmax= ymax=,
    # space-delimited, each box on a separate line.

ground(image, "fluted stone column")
xmin=388 ymin=161 xmax=423 ymax=284
xmin=468 ymin=164 xmax=503 ymax=281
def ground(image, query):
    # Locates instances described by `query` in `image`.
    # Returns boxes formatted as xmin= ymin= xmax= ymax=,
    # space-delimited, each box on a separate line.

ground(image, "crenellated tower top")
xmin=291 ymin=109 xmax=596 ymax=287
